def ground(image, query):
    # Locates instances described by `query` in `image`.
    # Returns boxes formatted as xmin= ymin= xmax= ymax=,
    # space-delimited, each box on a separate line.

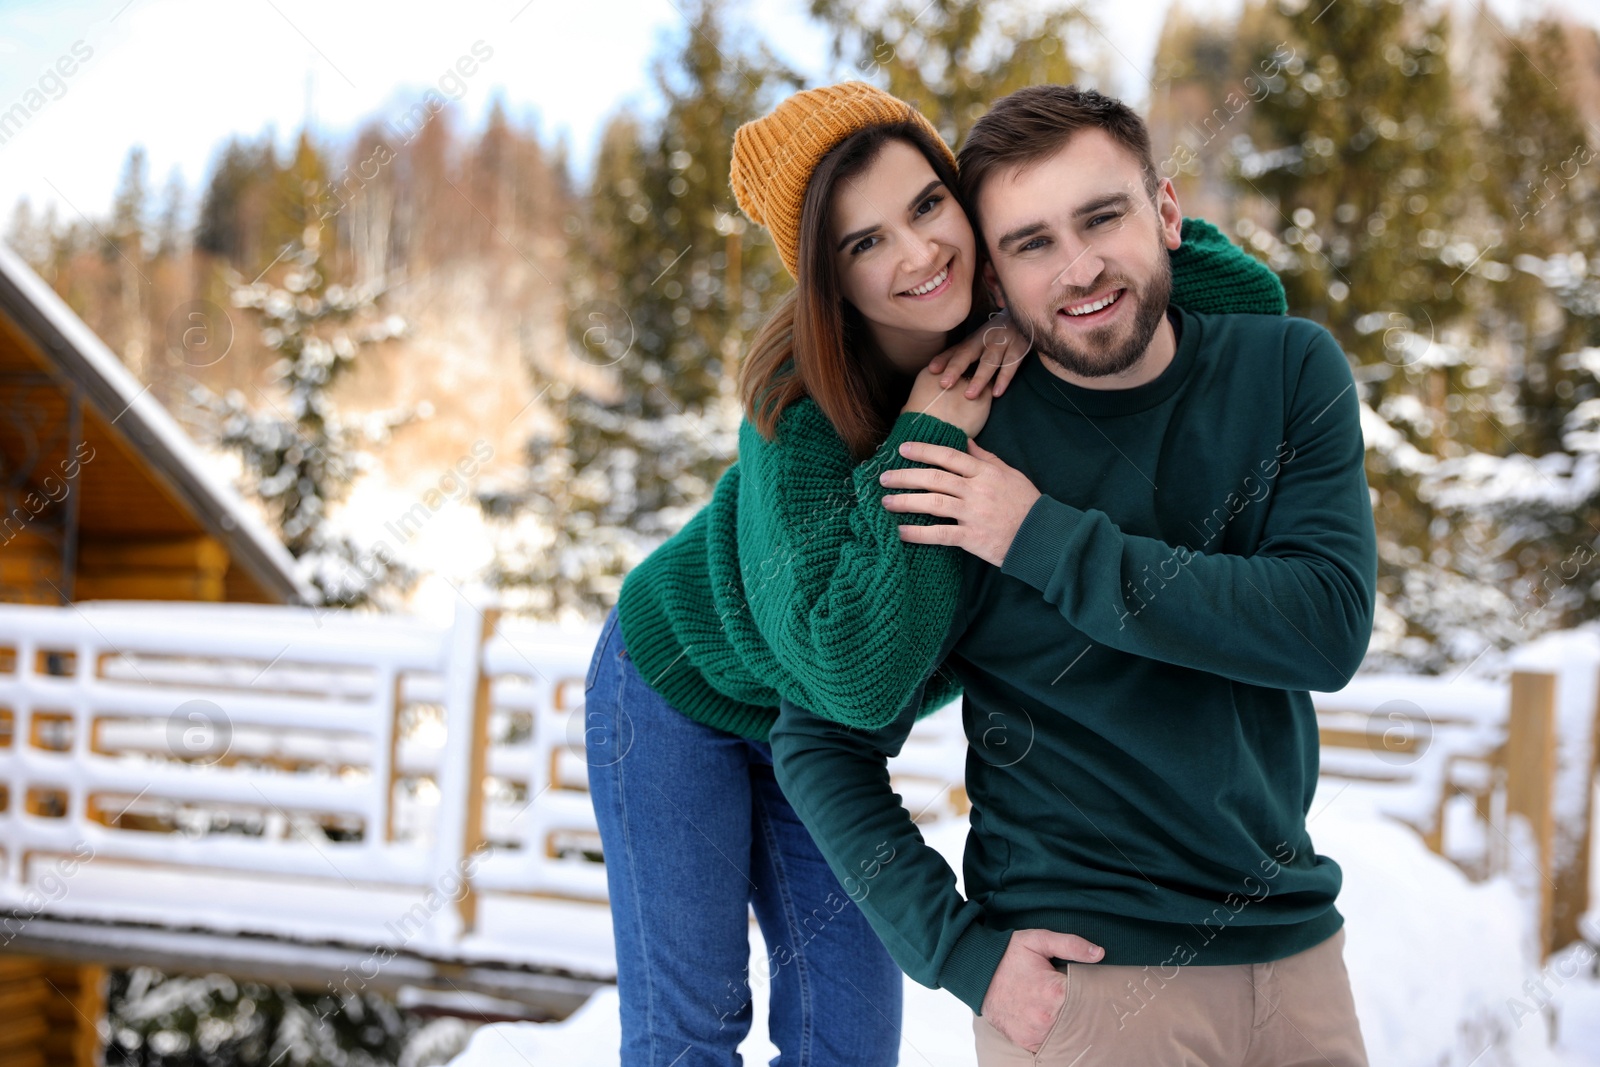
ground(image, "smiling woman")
xmin=830 ymin=139 xmax=977 ymax=376
xmin=741 ymin=111 xmax=992 ymax=461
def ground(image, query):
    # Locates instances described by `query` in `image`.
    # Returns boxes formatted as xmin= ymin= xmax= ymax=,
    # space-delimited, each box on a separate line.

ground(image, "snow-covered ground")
xmin=448 ymin=776 xmax=1600 ymax=1067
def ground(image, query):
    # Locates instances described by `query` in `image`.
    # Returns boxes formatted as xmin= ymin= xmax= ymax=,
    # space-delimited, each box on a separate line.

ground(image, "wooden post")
xmin=1552 ymin=666 xmax=1600 ymax=954
xmin=456 ymin=606 xmax=501 ymax=935
xmin=383 ymin=672 xmax=403 ymax=843
xmin=1505 ymin=670 xmax=1558 ymax=960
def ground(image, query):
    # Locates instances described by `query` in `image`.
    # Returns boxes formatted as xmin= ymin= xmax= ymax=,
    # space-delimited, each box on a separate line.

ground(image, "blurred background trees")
xmin=6 ymin=0 xmax=1600 ymax=671
xmin=476 ymin=0 xmax=796 ymax=616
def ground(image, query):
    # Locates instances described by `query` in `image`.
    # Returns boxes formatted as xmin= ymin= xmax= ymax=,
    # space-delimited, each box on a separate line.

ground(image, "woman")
xmin=582 ymin=82 xmax=1285 ymax=1066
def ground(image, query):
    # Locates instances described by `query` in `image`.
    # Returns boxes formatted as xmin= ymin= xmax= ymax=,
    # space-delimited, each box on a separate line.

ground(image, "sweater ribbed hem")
xmin=939 ymin=921 xmax=1014 ymax=1015
xmin=941 ymin=906 xmax=1344 ymax=1017
xmin=995 ymin=904 xmax=1344 ymax=971
xmin=616 ymin=570 xmax=777 ymax=742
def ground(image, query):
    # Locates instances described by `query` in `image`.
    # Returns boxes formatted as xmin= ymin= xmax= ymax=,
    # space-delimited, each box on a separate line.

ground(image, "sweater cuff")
xmin=864 ymin=412 xmax=970 ymax=528
xmin=938 ymin=921 xmax=1013 ymax=1015
xmin=881 ymin=410 xmax=970 ymax=461
xmin=1000 ymin=494 xmax=1087 ymax=592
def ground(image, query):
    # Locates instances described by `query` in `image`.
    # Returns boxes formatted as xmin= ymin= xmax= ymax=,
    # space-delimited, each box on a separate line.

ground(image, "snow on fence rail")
xmin=0 ymin=595 xmax=1592 ymax=971
xmin=1309 ymin=632 xmax=1600 ymax=960
xmin=0 ymin=595 xmax=603 ymax=964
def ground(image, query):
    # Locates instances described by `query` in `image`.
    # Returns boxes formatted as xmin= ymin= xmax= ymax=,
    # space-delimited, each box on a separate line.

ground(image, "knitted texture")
xmin=731 ymin=81 xmax=955 ymax=280
xmin=615 ymin=218 xmax=1286 ymax=742
xmin=1171 ymin=216 xmax=1286 ymax=314
xmin=616 ymin=407 xmax=969 ymax=742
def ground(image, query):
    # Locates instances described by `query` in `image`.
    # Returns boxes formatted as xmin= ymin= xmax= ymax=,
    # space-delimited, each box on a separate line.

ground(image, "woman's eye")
xmin=851 ymin=234 xmax=880 ymax=255
xmin=914 ymin=194 xmax=944 ymax=217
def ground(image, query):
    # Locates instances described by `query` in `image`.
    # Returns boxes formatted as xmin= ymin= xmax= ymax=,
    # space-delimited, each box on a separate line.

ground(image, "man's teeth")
xmin=1064 ymin=290 xmax=1122 ymax=316
xmin=904 ymin=266 xmax=949 ymax=296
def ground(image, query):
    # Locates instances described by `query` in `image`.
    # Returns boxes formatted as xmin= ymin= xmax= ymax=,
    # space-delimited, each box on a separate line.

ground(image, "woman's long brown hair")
xmin=738 ymin=121 xmax=990 ymax=461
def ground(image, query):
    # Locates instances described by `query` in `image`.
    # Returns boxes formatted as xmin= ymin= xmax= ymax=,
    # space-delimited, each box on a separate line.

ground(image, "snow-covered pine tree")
xmin=103 ymin=966 xmax=427 ymax=1065
xmin=1424 ymin=19 xmax=1600 ymax=641
xmin=190 ymin=133 xmax=415 ymax=609
xmin=1224 ymin=0 xmax=1510 ymax=668
xmin=480 ymin=0 xmax=794 ymax=620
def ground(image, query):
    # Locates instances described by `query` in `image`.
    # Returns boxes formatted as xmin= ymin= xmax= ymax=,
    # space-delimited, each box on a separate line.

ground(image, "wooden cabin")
xmin=0 ymin=242 xmax=311 ymax=608
xmin=0 ymin=242 xmax=312 ymax=1066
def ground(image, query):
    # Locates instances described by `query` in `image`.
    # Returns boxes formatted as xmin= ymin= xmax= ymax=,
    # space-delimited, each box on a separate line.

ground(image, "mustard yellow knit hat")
xmin=731 ymin=81 xmax=956 ymax=279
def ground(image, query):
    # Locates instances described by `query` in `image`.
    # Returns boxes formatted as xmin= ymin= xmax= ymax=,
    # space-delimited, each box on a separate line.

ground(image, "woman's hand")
xmin=902 ymin=362 xmax=993 ymax=438
xmin=926 ymin=310 xmax=1031 ymax=399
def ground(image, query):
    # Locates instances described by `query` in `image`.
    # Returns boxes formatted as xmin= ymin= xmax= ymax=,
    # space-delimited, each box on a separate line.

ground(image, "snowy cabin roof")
xmin=0 ymin=241 xmax=314 ymax=605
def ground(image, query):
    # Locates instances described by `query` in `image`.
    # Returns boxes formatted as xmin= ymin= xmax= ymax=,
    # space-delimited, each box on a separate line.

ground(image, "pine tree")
xmin=196 ymin=135 xmax=279 ymax=270
xmin=1224 ymin=0 xmax=1503 ymax=668
xmin=481 ymin=0 xmax=795 ymax=619
xmin=103 ymin=966 xmax=425 ymax=1065
xmin=809 ymin=0 xmax=1086 ymax=146
xmin=1424 ymin=20 xmax=1600 ymax=639
xmin=189 ymin=141 xmax=415 ymax=610
xmin=109 ymin=146 xmax=152 ymax=380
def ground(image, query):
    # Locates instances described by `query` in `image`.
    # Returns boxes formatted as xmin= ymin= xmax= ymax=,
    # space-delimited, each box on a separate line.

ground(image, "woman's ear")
xmin=982 ymin=261 xmax=1006 ymax=308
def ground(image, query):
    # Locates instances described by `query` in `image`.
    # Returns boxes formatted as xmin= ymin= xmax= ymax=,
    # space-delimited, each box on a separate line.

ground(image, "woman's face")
xmin=829 ymin=138 xmax=976 ymax=368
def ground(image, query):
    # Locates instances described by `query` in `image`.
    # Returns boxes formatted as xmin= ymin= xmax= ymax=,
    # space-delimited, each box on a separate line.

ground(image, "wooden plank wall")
xmin=0 ymin=956 xmax=104 ymax=1067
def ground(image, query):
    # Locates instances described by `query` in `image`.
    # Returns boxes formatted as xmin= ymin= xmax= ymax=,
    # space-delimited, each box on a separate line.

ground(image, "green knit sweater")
xmin=614 ymin=217 xmax=1287 ymax=741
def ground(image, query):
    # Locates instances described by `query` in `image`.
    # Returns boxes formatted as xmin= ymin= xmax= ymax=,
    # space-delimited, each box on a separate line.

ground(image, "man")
xmin=769 ymin=84 xmax=1376 ymax=1066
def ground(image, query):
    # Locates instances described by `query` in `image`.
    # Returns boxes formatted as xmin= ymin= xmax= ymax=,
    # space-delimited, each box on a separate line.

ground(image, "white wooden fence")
xmin=0 ymin=593 xmax=1592 ymax=978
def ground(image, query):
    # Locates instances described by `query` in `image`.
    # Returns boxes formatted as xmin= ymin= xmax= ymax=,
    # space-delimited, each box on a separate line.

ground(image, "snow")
xmin=447 ymin=788 xmax=1600 ymax=1067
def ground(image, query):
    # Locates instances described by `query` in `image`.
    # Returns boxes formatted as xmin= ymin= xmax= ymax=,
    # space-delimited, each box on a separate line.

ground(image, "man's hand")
xmin=880 ymin=440 xmax=1042 ymax=566
xmin=982 ymin=929 xmax=1104 ymax=1052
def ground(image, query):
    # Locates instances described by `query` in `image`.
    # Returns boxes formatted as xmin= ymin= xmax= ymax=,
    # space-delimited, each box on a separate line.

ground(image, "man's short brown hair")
xmin=957 ymin=84 xmax=1160 ymax=223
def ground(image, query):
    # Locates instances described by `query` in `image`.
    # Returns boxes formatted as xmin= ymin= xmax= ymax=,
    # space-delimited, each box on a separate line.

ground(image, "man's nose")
xmin=1052 ymin=241 xmax=1105 ymax=291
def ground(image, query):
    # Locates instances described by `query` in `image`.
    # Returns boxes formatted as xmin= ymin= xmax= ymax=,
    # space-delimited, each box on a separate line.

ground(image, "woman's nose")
xmin=904 ymin=239 xmax=941 ymax=275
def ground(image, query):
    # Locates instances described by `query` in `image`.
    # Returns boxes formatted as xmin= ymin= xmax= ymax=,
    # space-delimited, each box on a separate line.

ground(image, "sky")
xmin=0 ymin=0 xmax=1192 ymax=227
xmin=0 ymin=0 xmax=1592 ymax=229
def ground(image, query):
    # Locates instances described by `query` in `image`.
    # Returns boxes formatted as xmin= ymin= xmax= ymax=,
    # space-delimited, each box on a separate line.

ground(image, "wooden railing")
xmin=0 ymin=594 xmax=966 ymax=964
xmin=3 ymin=594 xmax=1593 ymax=976
xmin=1313 ymin=645 xmax=1600 ymax=961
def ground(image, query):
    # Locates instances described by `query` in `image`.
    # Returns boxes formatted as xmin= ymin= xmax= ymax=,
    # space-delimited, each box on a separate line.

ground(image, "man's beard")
xmin=1008 ymin=252 xmax=1173 ymax=380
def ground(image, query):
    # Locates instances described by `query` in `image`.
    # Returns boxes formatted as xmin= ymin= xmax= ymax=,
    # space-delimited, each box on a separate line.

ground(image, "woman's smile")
xmin=899 ymin=256 xmax=956 ymax=300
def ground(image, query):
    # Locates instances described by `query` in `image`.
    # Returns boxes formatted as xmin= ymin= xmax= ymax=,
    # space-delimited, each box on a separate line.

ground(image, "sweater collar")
xmin=1017 ymin=304 xmax=1199 ymax=418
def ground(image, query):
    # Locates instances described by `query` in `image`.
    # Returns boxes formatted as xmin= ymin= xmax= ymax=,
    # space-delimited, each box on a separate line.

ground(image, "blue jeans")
xmin=584 ymin=606 xmax=903 ymax=1066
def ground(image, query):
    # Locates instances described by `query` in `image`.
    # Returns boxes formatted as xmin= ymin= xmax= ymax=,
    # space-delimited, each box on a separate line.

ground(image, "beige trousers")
xmin=973 ymin=926 xmax=1368 ymax=1066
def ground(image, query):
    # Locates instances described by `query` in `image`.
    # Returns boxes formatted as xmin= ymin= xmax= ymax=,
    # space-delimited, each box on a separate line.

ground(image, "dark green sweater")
xmin=770 ymin=305 xmax=1378 ymax=1015
xmin=615 ymin=218 xmax=1290 ymax=742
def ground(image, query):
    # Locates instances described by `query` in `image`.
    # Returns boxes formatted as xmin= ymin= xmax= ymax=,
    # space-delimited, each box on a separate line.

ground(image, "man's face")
xmin=977 ymin=128 xmax=1183 ymax=380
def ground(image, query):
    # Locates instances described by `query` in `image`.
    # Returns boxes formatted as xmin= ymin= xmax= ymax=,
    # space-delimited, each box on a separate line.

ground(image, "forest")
xmin=6 ymin=0 xmax=1599 ymax=676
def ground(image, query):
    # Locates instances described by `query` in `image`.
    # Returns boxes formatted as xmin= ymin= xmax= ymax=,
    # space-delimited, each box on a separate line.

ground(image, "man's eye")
xmin=1088 ymin=212 xmax=1122 ymax=228
xmin=914 ymin=194 xmax=944 ymax=217
xmin=1020 ymin=236 xmax=1048 ymax=252
xmin=851 ymin=234 xmax=880 ymax=255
